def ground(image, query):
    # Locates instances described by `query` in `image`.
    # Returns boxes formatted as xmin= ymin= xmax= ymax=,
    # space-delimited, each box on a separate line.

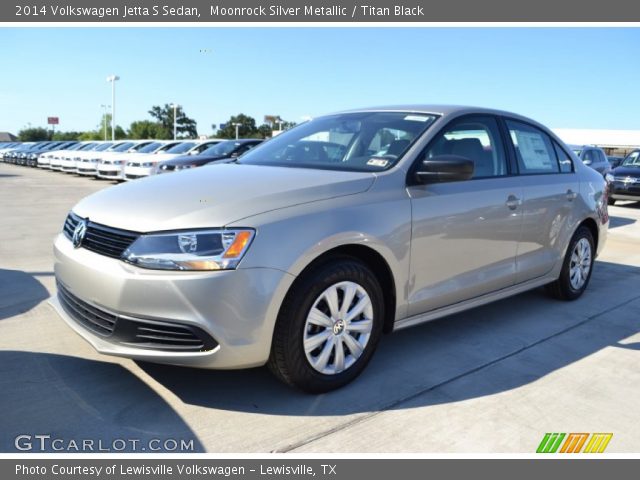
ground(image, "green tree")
xmin=18 ymin=127 xmax=51 ymax=141
xmin=149 ymin=104 xmax=198 ymax=139
xmin=215 ymin=114 xmax=258 ymax=139
xmin=52 ymin=131 xmax=83 ymax=141
xmin=256 ymin=123 xmax=273 ymax=139
xmin=128 ymin=120 xmax=160 ymax=139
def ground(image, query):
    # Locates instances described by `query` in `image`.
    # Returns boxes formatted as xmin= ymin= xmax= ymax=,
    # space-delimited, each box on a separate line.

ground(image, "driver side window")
xmin=423 ymin=115 xmax=507 ymax=179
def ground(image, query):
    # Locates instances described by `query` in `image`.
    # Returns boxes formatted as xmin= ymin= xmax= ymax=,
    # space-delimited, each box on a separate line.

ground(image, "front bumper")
xmin=97 ymin=164 xmax=125 ymax=180
xmin=77 ymin=163 xmax=98 ymax=176
xmin=609 ymin=182 xmax=640 ymax=201
xmin=124 ymin=166 xmax=154 ymax=180
xmin=52 ymin=233 xmax=295 ymax=369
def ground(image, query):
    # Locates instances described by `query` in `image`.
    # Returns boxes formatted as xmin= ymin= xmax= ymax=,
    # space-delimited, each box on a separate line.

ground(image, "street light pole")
xmin=106 ymin=75 xmax=120 ymax=141
xmin=232 ymin=122 xmax=241 ymax=140
xmin=170 ymin=103 xmax=179 ymax=140
xmin=100 ymin=104 xmax=111 ymax=141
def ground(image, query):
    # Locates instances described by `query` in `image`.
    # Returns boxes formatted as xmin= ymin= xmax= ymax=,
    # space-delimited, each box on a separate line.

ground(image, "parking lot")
xmin=1 ymin=161 xmax=639 ymax=453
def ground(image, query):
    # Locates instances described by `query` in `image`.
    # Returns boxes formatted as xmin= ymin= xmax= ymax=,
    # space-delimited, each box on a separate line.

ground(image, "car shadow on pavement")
xmin=0 ymin=269 xmax=51 ymax=321
xmin=608 ymin=216 xmax=636 ymax=229
xmin=139 ymin=260 xmax=640 ymax=417
xmin=0 ymin=351 xmax=204 ymax=452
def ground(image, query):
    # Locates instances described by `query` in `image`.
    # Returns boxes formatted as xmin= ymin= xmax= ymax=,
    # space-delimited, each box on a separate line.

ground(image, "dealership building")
xmin=552 ymin=129 xmax=640 ymax=156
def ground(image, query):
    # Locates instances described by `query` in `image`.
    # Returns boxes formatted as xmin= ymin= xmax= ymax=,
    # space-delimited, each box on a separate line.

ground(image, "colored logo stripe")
xmin=536 ymin=433 xmax=565 ymax=453
xmin=537 ymin=433 xmax=613 ymax=453
xmin=583 ymin=433 xmax=613 ymax=453
xmin=560 ymin=433 xmax=589 ymax=453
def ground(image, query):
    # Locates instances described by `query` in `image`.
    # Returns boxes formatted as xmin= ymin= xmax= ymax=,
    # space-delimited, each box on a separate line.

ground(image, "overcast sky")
xmin=1 ymin=27 xmax=638 ymax=135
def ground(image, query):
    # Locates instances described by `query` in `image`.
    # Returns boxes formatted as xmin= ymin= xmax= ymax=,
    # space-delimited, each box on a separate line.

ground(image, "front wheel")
xmin=608 ymin=198 xmax=616 ymax=206
xmin=546 ymin=226 xmax=595 ymax=301
xmin=268 ymin=258 xmax=384 ymax=393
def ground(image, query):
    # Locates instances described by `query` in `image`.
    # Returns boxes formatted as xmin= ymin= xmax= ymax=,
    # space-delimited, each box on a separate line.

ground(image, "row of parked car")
xmin=1 ymin=138 xmax=639 ymax=206
xmin=0 ymin=138 xmax=263 ymax=180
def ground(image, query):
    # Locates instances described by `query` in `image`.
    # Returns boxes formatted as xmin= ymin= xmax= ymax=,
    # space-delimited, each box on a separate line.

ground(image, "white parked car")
xmin=39 ymin=141 xmax=92 ymax=169
xmin=76 ymin=142 xmax=134 ymax=176
xmin=89 ymin=140 xmax=155 ymax=179
xmin=54 ymin=142 xmax=103 ymax=171
xmin=123 ymin=140 xmax=220 ymax=180
xmin=97 ymin=140 xmax=180 ymax=180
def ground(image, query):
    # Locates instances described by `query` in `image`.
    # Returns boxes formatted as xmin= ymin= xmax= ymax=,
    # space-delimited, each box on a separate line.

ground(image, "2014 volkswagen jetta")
xmin=51 ymin=106 xmax=608 ymax=392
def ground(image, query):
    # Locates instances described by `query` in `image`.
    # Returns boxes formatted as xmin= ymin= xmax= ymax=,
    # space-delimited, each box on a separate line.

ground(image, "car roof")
xmin=332 ymin=104 xmax=559 ymax=131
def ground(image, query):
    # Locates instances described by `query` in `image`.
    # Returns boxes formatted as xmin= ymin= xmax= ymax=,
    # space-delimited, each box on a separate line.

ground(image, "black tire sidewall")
xmin=559 ymin=226 xmax=595 ymax=300
xmin=275 ymin=259 xmax=385 ymax=393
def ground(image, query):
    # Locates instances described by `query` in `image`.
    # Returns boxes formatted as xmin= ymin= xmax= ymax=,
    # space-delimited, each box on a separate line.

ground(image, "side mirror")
xmin=414 ymin=155 xmax=474 ymax=184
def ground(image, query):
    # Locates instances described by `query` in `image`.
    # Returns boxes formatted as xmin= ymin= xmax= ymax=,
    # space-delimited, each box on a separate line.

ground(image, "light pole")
xmin=232 ymin=122 xmax=241 ymax=140
xmin=170 ymin=103 xmax=180 ymax=140
xmin=106 ymin=75 xmax=119 ymax=141
xmin=100 ymin=104 xmax=111 ymax=141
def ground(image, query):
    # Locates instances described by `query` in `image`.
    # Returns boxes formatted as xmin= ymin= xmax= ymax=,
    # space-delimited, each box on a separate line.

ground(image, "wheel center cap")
xmin=333 ymin=319 xmax=345 ymax=335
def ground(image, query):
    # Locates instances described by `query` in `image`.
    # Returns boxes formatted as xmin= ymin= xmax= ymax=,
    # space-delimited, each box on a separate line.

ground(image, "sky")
xmin=1 ymin=27 xmax=639 ymax=136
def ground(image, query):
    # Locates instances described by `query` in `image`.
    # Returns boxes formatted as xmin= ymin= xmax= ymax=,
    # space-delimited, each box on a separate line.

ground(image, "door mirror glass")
xmin=414 ymin=155 xmax=474 ymax=184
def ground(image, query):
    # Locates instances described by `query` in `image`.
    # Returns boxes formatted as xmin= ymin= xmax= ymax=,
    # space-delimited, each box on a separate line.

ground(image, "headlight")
xmin=605 ymin=173 xmax=614 ymax=182
xmin=175 ymin=164 xmax=195 ymax=170
xmin=122 ymin=229 xmax=255 ymax=271
xmin=142 ymin=162 xmax=153 ymax=168
xmin=113 ymin=160 xmax=124 ymax=165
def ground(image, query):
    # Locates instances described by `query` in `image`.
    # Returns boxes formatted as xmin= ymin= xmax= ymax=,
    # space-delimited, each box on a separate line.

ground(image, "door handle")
xmin=566 ymin=189 xmax=578 ymax=201
xmin=505 ymin=194 xmax=522 ymax=210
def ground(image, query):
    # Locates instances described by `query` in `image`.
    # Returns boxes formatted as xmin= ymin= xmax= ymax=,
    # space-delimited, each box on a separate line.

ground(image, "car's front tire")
xmin=268 ymin=257 xmax=384 ymax=393
xmin=546 ymin=225 xmax=595 ymax=301
xmin=608 ymin=198 xmax=616 ymax=206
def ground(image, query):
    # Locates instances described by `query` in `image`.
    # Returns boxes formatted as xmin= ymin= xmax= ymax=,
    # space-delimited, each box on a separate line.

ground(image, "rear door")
xmin=503 ymin=118 xmax=580 ymax=283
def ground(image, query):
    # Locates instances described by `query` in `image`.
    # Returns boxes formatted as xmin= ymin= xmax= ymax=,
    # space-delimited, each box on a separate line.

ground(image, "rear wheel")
xmin=268 ymin=258 xmax=384 ymax=393
xmin=546 ymin=226 xmax=594 ymax=301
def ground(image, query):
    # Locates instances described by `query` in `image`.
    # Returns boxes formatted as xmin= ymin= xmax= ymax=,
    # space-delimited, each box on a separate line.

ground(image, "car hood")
xmin=612 ymin=166 xmax=640 ymax=177
xmin=72 ymin=164 xmax=376 ymax=231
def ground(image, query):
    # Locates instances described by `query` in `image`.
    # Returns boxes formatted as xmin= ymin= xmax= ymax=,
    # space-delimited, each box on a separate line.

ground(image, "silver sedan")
xmin=51 ymin=105 xmax=608 ymax=392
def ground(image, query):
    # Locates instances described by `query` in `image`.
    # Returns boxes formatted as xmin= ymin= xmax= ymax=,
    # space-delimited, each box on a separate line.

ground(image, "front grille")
xmin=98 ymin=170 xmax=117 ymax=176
xmin=125 ymin=174 xmax=144 ymax=180
xmin=613 ymin=176 xmax=639 ymax=183
xmin=57 ymin=282 xmax=117 ymax=336
xmin=123 ymin=321 xmax=214 ymax=351
xmin=56 ymin=282 xmax=217 ymax=352
xmin=63 ymin=212 xmax=139 ymax=259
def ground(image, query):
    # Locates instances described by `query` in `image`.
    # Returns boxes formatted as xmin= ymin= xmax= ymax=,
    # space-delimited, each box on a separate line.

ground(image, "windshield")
xmin=165 ymin=142 xmax=197 ymax=154
xmin=623 ymin=151 xmax=640 ymax=166
xmin=78 ymin=143 xmax=97 ymax=151
xmin=202 ymin=141 xmax=241 ymax=157
xmin=239 ymin=111 xmax=438 ymax=171
xmin=94 ymin=143 xmax=114 ymax=151
xmin=111 ymin=142 xmax=136 ymax=152
xmin=137 ymin=142 xmax=164 ymax=153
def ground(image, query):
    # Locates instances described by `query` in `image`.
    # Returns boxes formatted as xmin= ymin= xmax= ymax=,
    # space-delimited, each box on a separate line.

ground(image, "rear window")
xmin=506 ymin=120 xmax=559 ymax=174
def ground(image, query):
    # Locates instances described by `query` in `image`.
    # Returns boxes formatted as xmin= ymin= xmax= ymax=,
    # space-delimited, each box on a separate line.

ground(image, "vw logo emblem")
xmin=72 ymin=219 xmax=88 ymax=248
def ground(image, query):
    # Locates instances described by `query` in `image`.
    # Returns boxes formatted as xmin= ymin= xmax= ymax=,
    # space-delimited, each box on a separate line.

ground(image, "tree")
xmin=18 ymin=127 xmax=51 ymax=141
xmin=214 ymin=114 xmax=258 ymax=139
xmin=256 ymin=123 xmax=273 ymax=139
xmin=128 ymin=120 xmax=160 ymax=139
xmin=149 ymin=104 xmax=198 ymax=139
xmin=52 ymin=131 xmax=83 ymax=141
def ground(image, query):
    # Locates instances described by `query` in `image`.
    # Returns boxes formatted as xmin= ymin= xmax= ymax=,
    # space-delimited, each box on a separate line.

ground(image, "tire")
xmin=268 ymin=257 xmax=385 ymax=393
xmin=546 ymin=226 xmax=595 ymax=301
xmin=608 ymin=198 xmax=616 ymax=206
